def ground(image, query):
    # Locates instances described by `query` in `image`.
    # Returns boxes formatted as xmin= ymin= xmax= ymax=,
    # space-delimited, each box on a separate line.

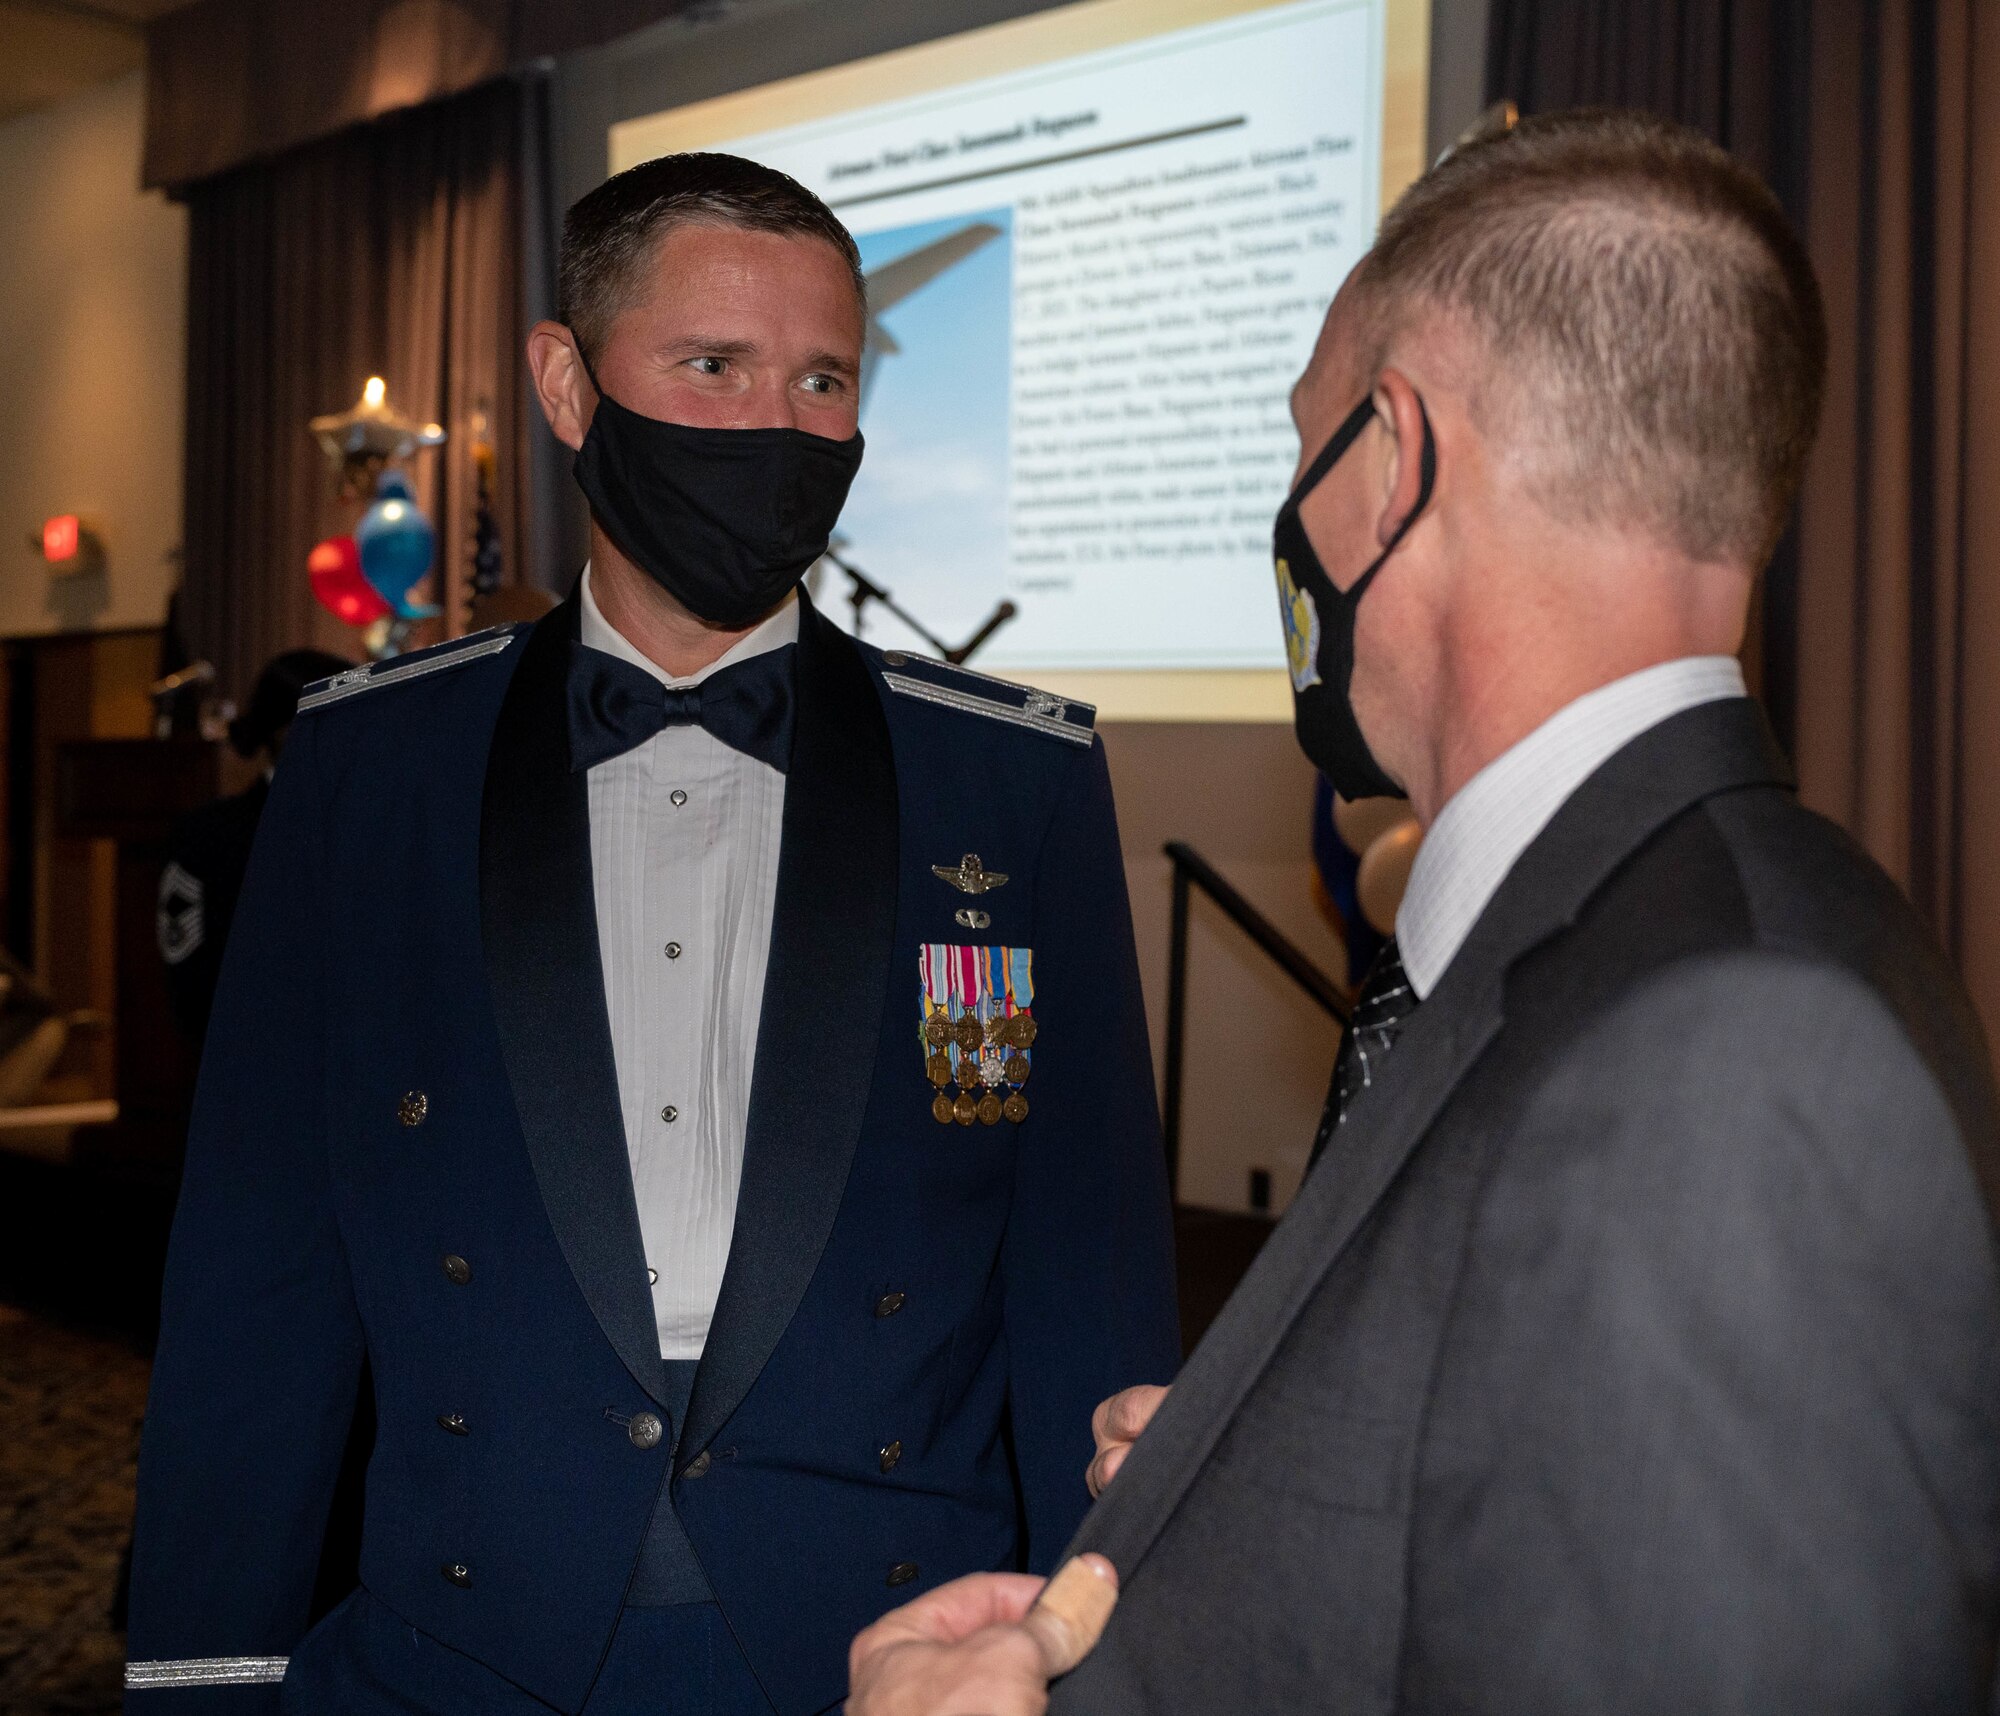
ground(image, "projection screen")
xmin=612 ymin=0 xmax=1431 ymax=718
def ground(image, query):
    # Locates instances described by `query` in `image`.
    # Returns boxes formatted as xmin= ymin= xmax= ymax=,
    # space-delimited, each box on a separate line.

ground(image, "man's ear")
xmin=526 ymin=323 xmax=593 ymax=452
xmin=1371 ymin=368 xmax=1430 ymax=549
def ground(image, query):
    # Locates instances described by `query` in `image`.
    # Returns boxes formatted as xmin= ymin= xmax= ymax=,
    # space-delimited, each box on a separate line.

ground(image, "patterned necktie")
xmin=1308 ymin=937 xmax=1419 ymax=1171
xmin=566 ymin=640 xmax=796 ymax=774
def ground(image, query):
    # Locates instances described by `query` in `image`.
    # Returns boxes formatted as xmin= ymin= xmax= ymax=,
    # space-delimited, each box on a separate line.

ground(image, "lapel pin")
xmin=934 ymin=853 xmax=1008 ymax=895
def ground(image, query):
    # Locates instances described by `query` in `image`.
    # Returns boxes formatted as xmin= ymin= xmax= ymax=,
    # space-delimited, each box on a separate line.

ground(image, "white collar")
xmin=577 ymin=562 xmax=800 ymax=689
xmin=1394 ymin=655 xmax=1748 ymax=999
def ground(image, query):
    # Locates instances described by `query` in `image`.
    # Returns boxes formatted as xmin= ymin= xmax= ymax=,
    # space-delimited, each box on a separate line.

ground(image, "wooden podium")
xmin=53 ymin=738 xmax=230 ymax=1178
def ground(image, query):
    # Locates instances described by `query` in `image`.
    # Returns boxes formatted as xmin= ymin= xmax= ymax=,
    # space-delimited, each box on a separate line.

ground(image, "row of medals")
xmin=924 ymin=1009 xmax=1036 ymax=1125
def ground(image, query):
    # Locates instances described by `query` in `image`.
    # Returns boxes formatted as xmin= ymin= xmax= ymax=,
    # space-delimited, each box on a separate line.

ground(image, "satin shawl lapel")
xmin=481 ymin=597 xmax=666 ymax=1404
xmin=1076 ymin=698 xmax=1794 ymax=1579
xmin=681 ymin=594 xmax=899 ymax=1458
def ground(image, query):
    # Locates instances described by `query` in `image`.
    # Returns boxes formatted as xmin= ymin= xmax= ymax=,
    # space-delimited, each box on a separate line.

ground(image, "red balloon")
xmin=308 ymin=534 xmax=391 ymax=628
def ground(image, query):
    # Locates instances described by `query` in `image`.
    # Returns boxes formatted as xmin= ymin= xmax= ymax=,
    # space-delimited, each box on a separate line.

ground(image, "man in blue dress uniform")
xmin=124 ymin=153 xmax=1179 ymax=1716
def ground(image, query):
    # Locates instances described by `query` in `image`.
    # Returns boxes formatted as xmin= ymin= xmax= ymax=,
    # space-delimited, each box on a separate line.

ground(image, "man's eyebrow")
xmin=659 ymin=335 xmax=761 ymax=360
xmin=655 ymin=336 xmax=858 ymax=378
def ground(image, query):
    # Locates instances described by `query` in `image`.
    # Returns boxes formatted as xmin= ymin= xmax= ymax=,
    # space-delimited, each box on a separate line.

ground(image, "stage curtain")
xmin=177 ymin=75 xmax=549 ymax=702
xmin=1792 ymin=0 xmax=2000 ymax=1045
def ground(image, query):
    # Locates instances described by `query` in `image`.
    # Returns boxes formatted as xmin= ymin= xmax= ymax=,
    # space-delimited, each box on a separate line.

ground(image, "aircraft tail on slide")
xmin=860 ymin=219 xmax=1005 ymax=407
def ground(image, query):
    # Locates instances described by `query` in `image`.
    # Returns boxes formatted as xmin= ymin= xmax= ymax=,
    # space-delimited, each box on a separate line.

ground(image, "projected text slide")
xmin=616 ymin=0 xmax=1393 ymax=684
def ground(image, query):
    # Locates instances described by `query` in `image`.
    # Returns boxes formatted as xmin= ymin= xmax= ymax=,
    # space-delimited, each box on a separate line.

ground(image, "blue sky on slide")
xmin=834 ymin=207 xmax=1013 ymax=645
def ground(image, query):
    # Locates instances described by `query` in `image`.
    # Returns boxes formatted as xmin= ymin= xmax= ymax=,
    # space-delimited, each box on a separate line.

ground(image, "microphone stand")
xmin=821 ymin=547 xmax=1018 ymax=667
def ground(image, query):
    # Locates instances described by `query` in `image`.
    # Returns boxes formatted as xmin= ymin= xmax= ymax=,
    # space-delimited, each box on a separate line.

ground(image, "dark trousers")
xmin=283 ymin=1588 xmax=776 ymax=1715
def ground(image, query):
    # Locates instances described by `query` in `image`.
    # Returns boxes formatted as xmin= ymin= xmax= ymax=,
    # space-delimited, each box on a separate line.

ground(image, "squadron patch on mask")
xmin=1276 ymin=557 xmax=1322 ymax=695
xmin=881 ymin=653 xmax=1094 ymax=747
xmin=296 ymin=627 xmax=518 ymax=714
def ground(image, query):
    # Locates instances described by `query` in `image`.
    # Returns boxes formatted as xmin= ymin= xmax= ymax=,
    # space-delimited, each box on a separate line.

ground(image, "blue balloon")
xmin=356 ymin=481 xmax=437 ymax=618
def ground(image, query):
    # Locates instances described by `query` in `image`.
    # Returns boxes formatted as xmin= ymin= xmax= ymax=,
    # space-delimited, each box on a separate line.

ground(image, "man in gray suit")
xmin=843 ymin=109 xmax=2000 ymax=1716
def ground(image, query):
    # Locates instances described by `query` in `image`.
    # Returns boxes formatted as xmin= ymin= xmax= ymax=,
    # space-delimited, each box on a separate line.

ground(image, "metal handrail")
xmin=1161 ymin=840 xmax=1350 ymax=1197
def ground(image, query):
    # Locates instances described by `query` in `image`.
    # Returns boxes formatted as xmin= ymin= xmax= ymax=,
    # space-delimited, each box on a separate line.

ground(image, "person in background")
xmin=156 ymin=648 xmax=352 ymax=1044
xmin=845 ymin=108 xmax=2000 ymax=1716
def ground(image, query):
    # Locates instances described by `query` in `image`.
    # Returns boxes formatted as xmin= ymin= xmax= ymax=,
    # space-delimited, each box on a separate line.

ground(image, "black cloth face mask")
xmin=570 ymin=341 xmax=865 ymax=629
xmin=1272 ymin=391 xmax=1436 ymax=800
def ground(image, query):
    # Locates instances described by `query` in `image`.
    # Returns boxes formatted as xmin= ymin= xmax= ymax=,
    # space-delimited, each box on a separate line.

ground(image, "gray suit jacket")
xmin=1055 ymin=699 xmax=2000 ymax=1715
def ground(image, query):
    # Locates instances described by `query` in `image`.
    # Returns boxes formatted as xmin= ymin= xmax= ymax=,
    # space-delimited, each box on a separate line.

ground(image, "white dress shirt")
xmin=579 ymin=565 xmax=798 ymax=1359
xmin=1395 ymin=656 xmax=1747 ymax=1000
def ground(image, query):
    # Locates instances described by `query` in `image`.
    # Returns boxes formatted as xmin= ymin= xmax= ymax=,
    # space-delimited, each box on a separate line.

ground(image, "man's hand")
xmin=1087 ymin=1385 xmax=1169 ymax=1497
xmin=846 ymin=1555 xmax=1119 ymax=1716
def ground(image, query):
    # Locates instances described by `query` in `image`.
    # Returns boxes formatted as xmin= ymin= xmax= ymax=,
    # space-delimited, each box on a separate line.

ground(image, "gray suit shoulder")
xmin=1701 ymin=789 xmax=2000 ymax=1206
xmin=1706 ymin=789 xmax=1954 ymax=984
xmin=1431 ymin=943 xmax=2000 ymax=1713
xmin=1547 ymin=948 xmax=1995 ymax=1287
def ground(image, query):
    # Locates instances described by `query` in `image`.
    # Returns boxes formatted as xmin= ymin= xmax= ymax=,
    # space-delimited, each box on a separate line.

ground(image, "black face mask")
xmin=571 ymin=343 xmax=865 ymax=629
xmin=1272 ymin=392 xmax=1436 ymax=800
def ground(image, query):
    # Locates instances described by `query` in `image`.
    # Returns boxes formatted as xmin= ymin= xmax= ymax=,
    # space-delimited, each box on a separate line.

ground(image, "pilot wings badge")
xmin=932 ymin=853 xmax=1007 ymax=895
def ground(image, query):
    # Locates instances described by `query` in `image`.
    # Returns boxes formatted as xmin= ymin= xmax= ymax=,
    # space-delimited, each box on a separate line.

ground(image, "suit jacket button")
xmin=874 ymin=1291 xmax=906 ymax=1318
xmin=681 ymin=1450 xmax=713 ymax=1479
xmin=399 ymin=1091 xmax=428 ymax=1127
xmin=441 ymin=1562 xmax=472 ymax=1588
xmin=887 ymin=1561 xmax=919 ymax=1588
xmin=879 ymin=1440 xmax=903 ymax=1473
xmin=628 ymin=1412 xmax=664 ymax=1450
xmin=442 ymin=1254 xmax=472 ymax=1285
xmin=437 ymin=1412 xmax=468 ymax=1436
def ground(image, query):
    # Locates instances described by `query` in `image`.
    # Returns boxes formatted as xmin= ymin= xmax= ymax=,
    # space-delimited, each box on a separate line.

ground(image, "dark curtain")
xmin=145 ymin=0 xmax=696 ymax=191
xmin=178 ymin=75 xmax=551 ymax=703
xmin=1792 ymin=0 xmax=2000 ymax=1044
xmin=1485 ymin=0 xmax=1810 ymax=184
xmin=1484 ymin=0 xmax=1812 ymax=745
xmin=145 ymin=0 xmax=508 ymax=191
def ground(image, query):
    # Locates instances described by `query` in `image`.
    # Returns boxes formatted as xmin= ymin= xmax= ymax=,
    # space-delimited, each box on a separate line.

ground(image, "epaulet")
xmin=297 ymin=627 xmax=520 ymax=714
xmin=879 ymin=651 xmax=1095 ymax=747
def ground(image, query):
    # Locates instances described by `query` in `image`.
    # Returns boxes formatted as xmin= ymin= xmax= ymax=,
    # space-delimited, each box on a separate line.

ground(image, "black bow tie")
xmin=566 ymin=640 xmax=796 ymax=774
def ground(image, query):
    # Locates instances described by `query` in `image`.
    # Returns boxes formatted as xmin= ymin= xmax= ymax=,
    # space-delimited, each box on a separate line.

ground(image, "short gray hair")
xmin=1354 ymin=108 xmax=1826 ymax=567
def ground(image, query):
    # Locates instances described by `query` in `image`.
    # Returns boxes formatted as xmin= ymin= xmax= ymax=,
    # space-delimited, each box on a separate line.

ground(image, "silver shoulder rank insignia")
xmin=297 ymin=627 xmax=516 ymax=714
xmin=127 ymin=1656 xmax=290 ymax=1690
xmin=881 ymin=652 xmax=1094 ymax=748
xmin=934 ymin=853 xmax=1008 ymax=895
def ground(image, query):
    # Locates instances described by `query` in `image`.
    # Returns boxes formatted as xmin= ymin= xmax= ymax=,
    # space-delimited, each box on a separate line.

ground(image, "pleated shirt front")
xmin=579 ymin=565 xmax=794 ymax=1361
